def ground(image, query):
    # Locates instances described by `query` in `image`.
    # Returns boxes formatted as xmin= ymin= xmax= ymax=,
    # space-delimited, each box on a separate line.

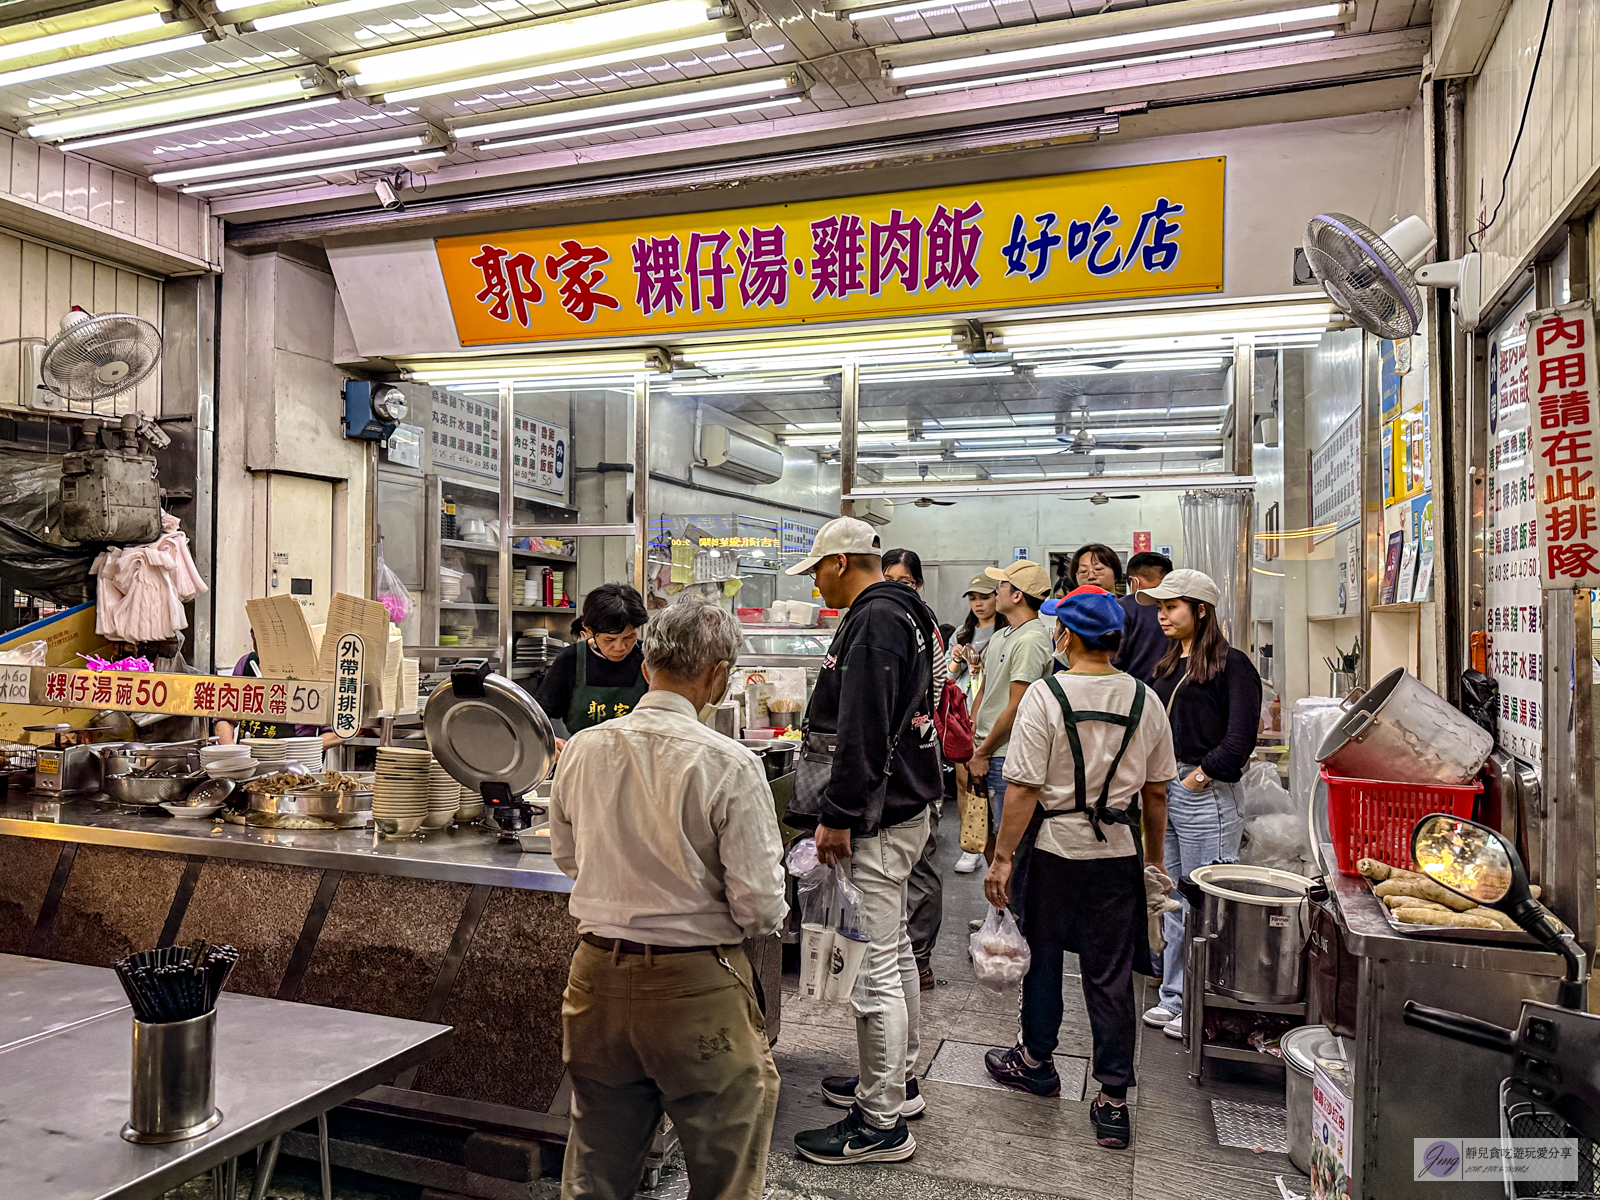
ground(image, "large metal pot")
xmin=1316 ymin=667 xmax=1493 ymax=785
xmin=1282 ymin=1025 xmax=1341 ymax=1174
xmin=1191 ymin=864 xmax=1311 ymax=1004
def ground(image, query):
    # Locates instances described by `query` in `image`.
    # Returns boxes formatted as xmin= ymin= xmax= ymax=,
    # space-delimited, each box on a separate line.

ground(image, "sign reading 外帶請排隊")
xmin=332 ymin=633 xmax=365 ymax=742
xmin=1529 ymin=301 xmax=1600 ymax=590
xmin=434 ymin=159 xmax=1226 ymax=345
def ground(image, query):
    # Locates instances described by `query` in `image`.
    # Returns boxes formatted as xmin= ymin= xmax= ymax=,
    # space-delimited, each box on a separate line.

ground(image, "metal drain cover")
xmin=1211 ymin=1098 xmax=1290 ymax=1152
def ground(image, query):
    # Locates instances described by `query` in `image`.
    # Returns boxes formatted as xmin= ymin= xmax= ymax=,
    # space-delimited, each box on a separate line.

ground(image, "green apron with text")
xmin=564 ymin=644 xmax=648 ymax=733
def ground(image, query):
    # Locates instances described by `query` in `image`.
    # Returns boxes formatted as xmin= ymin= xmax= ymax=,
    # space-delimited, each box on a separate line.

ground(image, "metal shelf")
xmin=440 ymin=538 xmax=577 ymax=563
xmin=1201 ymin=993 xmax=1307 ymax=1016
xmin=1199 ymin=1044 xmax=1288 ymax=1065
xmin=440 ymin=603 xmax=575 ymax=614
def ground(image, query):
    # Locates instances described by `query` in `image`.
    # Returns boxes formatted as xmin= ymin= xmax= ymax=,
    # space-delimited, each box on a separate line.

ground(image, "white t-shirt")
xmin=1001 ymin=670 xmax=1178 ymax=860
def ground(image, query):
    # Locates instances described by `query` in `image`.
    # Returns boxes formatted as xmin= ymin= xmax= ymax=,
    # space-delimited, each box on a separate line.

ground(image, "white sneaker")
xmin=1163 ymin=1016 xmax=1184 ymax=1040
xmin=1142 ymin=1006 xmax=1177 ymax=1028
xmin=954 ymin=851 xmax=984 ymax=874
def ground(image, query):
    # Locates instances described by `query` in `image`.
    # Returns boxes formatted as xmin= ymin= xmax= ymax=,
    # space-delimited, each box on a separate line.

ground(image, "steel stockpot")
xmin=1316 ymin=667 xmax=1492 ymax=785
xmin=1191 ymin=864 xmax=1312 ymax=1005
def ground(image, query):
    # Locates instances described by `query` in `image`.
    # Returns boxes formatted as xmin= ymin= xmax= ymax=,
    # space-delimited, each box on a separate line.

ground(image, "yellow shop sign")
xmin=436 ymin=158 xmax=1225 ymax=345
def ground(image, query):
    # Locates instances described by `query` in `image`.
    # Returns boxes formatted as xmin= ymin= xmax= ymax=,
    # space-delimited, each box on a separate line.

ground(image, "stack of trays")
xmin=373 ymin=747 xmax=432 ymax=837
xmin=425 ymin=760 xmax=459 ymax=830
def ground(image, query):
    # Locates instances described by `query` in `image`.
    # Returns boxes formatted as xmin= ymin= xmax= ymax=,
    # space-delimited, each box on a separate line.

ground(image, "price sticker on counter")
xmin=0 ymin=665 xmax=31 ymax=705
xmin=332 ymin=634 xmax=364 ymax=741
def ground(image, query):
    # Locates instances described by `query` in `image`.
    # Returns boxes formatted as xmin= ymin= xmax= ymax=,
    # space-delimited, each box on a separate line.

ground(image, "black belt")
xmin=581 ymin=933 xmax=719 ymax=956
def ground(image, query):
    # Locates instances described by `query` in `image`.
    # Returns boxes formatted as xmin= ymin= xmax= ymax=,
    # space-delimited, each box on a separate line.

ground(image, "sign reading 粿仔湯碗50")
xmin=434 ymin=159 xmax=1225 ymax=345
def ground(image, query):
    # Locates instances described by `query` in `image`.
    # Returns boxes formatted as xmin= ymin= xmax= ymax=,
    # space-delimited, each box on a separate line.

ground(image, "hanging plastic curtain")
xmin=1180 ymin=489 xmax=1253 ymax=640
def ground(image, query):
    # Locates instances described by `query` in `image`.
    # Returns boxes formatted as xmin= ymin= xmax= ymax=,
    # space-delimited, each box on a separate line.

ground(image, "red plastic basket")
xmin=1321 ymin=766 xmax=1482 ymax=876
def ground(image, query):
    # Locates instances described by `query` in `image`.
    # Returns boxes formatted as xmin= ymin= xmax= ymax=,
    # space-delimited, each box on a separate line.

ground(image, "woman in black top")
xmin=1133 ymin=569 xmax=1261 ymax=1035
xmin=534 ymin=583 xmax=649 ymax=740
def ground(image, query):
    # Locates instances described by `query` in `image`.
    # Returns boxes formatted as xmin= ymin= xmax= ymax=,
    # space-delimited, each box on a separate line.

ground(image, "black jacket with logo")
xmin=799 ymin=581 xmax=943 ymax=835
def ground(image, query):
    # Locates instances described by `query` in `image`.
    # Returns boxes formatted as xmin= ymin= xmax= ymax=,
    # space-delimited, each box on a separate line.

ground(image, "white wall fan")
xmin=1302 ymin=214 xmax=1482 ymax=336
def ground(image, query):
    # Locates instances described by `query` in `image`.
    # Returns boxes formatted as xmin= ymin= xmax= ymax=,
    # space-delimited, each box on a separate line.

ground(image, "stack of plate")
xmin=425 ymin=760 xmax=459 ymax=830
xmin=243 ymin=739 xmax=290 ymax=770
xmin=201 ymin=744 xmax=254 ymax=780
xmin=282 ymin=736 xmax=324 ymax=772
xmin=373 ymin=747 xmax=432 ymax=837
xmin=456 ymin=782 xmax=485 ymax=824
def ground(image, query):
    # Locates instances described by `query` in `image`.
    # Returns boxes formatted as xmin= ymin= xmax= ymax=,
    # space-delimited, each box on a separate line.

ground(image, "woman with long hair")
xmin=1133 ymin=569 xmax=1261 ymax=1039
xmin=952 ymin=573 xmax=1008 ymax=694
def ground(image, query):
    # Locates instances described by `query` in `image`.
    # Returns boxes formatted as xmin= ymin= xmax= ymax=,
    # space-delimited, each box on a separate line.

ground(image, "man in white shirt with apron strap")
xmin=981 ymin=586 xmax=1176 ymax=1151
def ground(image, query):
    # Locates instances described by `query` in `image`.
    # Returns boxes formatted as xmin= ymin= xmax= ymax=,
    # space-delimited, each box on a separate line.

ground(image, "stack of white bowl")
xmin=282 ymin=736 xmax=325 ymax=773
xmin=456 ymin=782 xmax=485 ymax=825
xmin=425 ymin=761 xmax=459 ymax=830
xmin=201 ymin=744 xmax=255 ymax=780
xmin=243 ymin=739 xmax=290 ymax=772
xmin=373 ymin=747 xmax=431 ymax=836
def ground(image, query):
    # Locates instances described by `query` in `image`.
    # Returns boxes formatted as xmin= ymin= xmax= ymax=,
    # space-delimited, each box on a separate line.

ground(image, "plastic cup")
xmin=823 ymin=928 xmax=870 ymax=1003
xmin=800 ymin=923 xmax=836 ymax=1000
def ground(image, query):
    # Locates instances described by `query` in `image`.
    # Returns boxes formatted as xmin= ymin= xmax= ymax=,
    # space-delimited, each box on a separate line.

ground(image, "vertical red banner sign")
xmin=1530 ymin=301 xmax=1600 ymax=590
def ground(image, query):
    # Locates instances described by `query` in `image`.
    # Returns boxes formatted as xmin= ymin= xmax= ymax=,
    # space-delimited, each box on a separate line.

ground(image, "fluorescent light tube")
xmin=58 ymin=95 xmax=341 ymax=151
xmin=25 ymin=71 xmax=319 ymax=139
xmin=0 ymin=11 xmax=167 ymax=66
xmin=457 ymin=73 xmax=797 ymax=140
xmin=234 ymin=0 xmax=404 ymax=31
xmin=380 ymin=32 xmax=732 ymax=103
xmin=886 ymin=4 xmax=1345 ymax=82
xmin=475 ymin=96 xmax=801 ymax=151
xmin=0 ymin=30 xmax=206 ymax=88
xmin=153 ymin=133 xmax=429 ymax=183
xmin=902 ymin=30 xmax=1334 ymax=95
xmin=179 ymin=149 xmax=444 ymax=193
xmin=664 ymin=379 xmax=831 ymax=393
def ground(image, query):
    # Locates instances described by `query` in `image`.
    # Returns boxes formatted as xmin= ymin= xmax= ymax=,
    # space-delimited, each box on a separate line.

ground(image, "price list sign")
xmin=1529 ymin=301 xmax=1600 ymax=589
xmin=1487 ymin=303 xmax=1541 ymax=767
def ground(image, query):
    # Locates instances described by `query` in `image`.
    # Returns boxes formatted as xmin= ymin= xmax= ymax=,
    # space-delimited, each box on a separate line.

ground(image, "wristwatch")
xmin=1190 ymin=768 xmax=1209 ymax=787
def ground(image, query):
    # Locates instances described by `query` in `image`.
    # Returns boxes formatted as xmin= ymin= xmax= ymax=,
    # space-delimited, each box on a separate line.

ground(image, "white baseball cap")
xmin=1136 ymin=567 xmax=1223 ymax=607
xmin=785 ymin=517 xmax=882 ymax=575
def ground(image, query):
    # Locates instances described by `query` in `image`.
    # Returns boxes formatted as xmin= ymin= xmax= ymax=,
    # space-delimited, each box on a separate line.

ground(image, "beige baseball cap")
xmin=964 ymin=572 xmax=998 ymax=595
xmin=785 ymin=516 xmax=883 ymax=575
xmin=1136 ymin=567 xmax=1223 ymax=607
xmin=984 ymin=559 xmax=1051 ymax=599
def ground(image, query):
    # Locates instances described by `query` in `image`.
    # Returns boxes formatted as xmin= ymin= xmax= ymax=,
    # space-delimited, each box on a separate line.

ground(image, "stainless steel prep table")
xmin=0 ymin=953 xmax=450 ymax=1200
xmin=1324 ymin=850 xmax=1578 ymax=1199
xmin=0 ymin=954 xmax=129 ymax=1050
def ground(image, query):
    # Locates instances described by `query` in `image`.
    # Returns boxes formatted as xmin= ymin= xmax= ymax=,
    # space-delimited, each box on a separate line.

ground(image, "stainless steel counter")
xmin=0 ymin=796 xmax=572 ymax=893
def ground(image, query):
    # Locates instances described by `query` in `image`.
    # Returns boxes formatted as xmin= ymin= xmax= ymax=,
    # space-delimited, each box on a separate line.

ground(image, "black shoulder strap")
xmin=1042 ymin=675 xmax=1148 ymax=842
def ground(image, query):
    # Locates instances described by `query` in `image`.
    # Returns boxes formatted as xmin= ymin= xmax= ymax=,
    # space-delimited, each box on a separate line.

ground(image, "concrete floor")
xmin=162 ymin=804 xmax=1309 ymax=1200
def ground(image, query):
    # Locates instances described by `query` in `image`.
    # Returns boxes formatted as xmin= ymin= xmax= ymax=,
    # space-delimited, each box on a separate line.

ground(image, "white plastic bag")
xmin=969 ymin=906 xmax=1031 ymax=991
xmin=0 ymin=639 xmax=46 ymax=666
xmin=1238 ymin=761 xmax=1297 ymax=818
xmin=790 ymin=841 xmax=868 ymax=1003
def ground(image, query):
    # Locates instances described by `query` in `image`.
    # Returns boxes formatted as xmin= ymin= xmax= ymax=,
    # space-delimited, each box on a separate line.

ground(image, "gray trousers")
xmin=906 ymin=800 xmax=943 ymax=967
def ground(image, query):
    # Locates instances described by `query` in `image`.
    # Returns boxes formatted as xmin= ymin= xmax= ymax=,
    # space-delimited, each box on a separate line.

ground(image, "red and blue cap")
xmin=1040 ymin=585 xmax=1125 ymax=641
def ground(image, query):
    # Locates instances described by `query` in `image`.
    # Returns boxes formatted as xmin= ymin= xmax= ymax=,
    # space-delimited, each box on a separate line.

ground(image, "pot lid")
xmin=424 ymin=659 xmax=555 ymax=797
xmin=1191 ymin=863 xmax=1312 ymax=905
xmin=1281 ymin=1025 xmax=1341 ymax=1075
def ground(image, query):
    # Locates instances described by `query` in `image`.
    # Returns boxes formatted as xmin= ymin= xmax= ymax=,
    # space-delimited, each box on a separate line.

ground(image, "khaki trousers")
xmin=560 ymin=941 xmax=779 ymax=1200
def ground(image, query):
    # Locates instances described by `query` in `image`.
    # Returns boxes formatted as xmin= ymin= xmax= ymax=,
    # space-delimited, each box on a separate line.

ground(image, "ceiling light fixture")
xmin=0 ymin=29 xmax=208 ymax=89
xmin=475 ymin=96 xmax=803 ymax=151
xmin=25 ymin=69 xmax=330 ymax=141
xmin=881 ymin=0 xmax=1348 ymax=83
xmin=456 ymin=70 xmax=800 ymax=141
xmin=403 ymin=350 xmax=668 ymax=380
xmin=56 ymin=95 xmax=342 ymax=151
xmin=0 ymin=10 xmax=169 ymax=66
xmin=152 ymin=133 xmax=433 ymax=184
xmin=334 ymin=0 xmax=738 ymax=103
xmin=989 ymin=302 xmax=1336 ymax=346
xmin=664 ymin=378 xmax=832 ymax=393
xmin=901 ymin=30 xmax=1334 ymax=95
xmin=220 ymin=0 xmax=410 ymax=33
xmin=178 ymin=149 xmax=445 ymax=193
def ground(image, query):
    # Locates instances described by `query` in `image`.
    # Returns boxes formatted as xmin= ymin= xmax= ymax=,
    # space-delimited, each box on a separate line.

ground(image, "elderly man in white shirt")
xmin=549 ymin=594 xmax=787 ymax=1200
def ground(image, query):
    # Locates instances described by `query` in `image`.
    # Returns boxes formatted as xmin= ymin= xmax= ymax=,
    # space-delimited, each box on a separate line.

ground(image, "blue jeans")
xmin=984 ymin=756 xmax=1007 ymax=831
xmin=1157 ymin=769 xmax=1243 ymax=1014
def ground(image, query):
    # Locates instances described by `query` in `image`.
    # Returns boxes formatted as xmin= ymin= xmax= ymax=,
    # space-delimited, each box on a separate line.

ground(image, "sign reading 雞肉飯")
xmin=434 ymin=158 xmax=1225 ymax=345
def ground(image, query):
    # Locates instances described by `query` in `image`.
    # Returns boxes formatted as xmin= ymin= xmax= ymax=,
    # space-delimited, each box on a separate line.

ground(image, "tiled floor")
xmin=163 ymin=805 xmax=1310 ymax=1200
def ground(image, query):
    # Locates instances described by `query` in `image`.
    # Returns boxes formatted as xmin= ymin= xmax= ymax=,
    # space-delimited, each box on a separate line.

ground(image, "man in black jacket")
xmin=785 ymin=517 xmax=941 ymax=1166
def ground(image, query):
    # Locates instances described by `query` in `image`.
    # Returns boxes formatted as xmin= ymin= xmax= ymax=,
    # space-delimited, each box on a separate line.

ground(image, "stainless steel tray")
xmin=1366 ymin=880 xmax=1535 ymax=945
xmin=248 ymin=788 xmax=373 ymax=817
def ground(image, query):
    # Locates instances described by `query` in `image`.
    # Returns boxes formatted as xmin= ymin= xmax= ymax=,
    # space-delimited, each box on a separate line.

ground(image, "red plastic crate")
xmin=1321 ymin=766 xmax=1482 ymax=876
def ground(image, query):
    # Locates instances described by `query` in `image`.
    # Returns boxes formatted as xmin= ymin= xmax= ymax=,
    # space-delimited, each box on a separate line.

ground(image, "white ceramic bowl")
xmin=161 ymin=801 xmax=226 ymax=819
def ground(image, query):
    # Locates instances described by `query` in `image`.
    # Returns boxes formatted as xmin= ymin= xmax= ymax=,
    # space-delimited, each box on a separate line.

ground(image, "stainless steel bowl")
xmin=247 ymin=788 xmax=373 ymax=818
xmin=103 ymin=773 xmax=203 ymax=806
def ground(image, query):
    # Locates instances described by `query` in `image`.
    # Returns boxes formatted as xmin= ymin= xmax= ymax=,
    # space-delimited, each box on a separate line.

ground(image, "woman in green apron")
xmin=533 ymin=583 xmax=649 ymax=740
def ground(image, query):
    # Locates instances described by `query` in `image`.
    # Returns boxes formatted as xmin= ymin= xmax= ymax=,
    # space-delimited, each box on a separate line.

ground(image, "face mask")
xmin=699 ymin=663 xmax=732 ymax=723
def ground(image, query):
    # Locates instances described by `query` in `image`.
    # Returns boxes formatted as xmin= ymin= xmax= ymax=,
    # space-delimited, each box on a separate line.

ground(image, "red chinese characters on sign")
xmin=470 ymin=245 xmax=543 ymax=328
xmin=1530 ymin=301 xmax=1600 ymax=588
xmin=544 ymin=240 xmax=620 ymax=323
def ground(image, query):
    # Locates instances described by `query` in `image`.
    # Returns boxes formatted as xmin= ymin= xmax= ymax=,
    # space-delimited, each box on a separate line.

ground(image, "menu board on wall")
xmin=428 ymin=387 xmax=569 ymax=502
xmin=1310 ymin=410 xmax=1361 ymax=548
xmin=1486 ymin=296 xmax=1542 ymax=770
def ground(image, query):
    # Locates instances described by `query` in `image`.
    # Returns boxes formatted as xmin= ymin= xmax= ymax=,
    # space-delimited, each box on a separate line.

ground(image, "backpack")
xmin=936 ymin=677 xmax=975 ymax=762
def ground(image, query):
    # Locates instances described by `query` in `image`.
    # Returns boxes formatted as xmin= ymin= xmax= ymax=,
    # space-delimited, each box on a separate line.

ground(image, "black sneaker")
xmin=820 ymin=1075 xmax=925 ymax=1117
xmin=1089 ymin=1095 xmax=1131 ymax=1149
xmin=794 ymin=1105 xmax=917 ymax=1165
xmin=983 ymin=1046 xmax=1061 ymax=1097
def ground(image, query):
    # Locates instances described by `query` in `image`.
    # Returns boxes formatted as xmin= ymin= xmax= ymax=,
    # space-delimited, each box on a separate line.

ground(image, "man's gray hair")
xmin=641 ymin=595 xmax=742 ymax=678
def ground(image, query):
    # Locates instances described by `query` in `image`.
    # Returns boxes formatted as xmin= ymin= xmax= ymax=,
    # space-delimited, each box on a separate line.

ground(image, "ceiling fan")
xmin=1061 ymin=492 xmax=1140 ymax=505
xmin=1067 ymin=408 xmax=1149 ymax=453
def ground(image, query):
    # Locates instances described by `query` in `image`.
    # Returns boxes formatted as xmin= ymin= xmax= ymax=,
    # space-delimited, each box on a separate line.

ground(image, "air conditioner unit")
xmin=860 ymin=498 xmax=893 ymax=526
xmin=700 ymin=424 xmax=783 ymax=485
